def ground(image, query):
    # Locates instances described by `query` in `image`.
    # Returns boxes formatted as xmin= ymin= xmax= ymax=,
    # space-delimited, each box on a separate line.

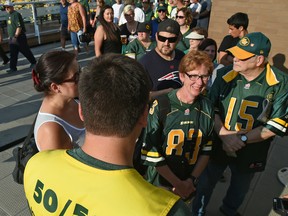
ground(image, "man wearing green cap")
xmin=192 ymin=32 xmax=288 ymax=216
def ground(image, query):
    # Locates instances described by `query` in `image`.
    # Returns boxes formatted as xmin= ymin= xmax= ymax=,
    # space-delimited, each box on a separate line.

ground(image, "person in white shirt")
xmin=118 ymin=0 xmax=145 ymax=25
xmin=112 ymin=0 xmax=124 ymax=24
xmin=189 ymin=0 xmax=201 ymax=28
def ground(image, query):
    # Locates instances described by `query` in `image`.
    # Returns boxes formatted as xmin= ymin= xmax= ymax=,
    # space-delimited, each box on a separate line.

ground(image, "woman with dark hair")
xmin=32 ymin=50 xmax=85 ymax=151
xmin=175 ymin=7 xmax=193 ymax=52
xmin=94 ymin=5 xmax=122 ymax=57
xmin=198 ymin=38 xmax=224 ymax=89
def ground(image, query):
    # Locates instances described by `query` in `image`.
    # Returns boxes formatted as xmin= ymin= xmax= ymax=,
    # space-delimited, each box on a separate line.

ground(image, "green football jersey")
xmin=124 ymin=39 xmax=156 ymax=60
xmin=209 ymin=63 xmax=288 ymax=172
xmin=141 ymin=89 xmax=214 ymax=187
xmin=176 ymin=29 xmax=191 ymax=52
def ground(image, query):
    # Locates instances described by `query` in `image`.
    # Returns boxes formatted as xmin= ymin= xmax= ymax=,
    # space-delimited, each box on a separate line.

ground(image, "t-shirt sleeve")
xmin=265 ymin=89 xmax=288 ymax=136
xmin=167 ymin=199 xmax=192 ymax=215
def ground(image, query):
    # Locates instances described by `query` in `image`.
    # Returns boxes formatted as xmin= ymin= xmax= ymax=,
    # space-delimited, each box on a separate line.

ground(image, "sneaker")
xmin=6 ymin=68 xmax=17 ymax=73
xmin=2 ymin=58 xmax=10 ymax=65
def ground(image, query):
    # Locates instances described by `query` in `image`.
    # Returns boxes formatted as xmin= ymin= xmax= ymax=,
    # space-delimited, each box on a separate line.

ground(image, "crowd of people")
xmin=1 ymin=0 xmax=288 ymax=215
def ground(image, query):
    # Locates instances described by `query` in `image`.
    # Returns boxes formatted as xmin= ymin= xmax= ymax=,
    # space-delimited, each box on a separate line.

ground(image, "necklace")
xmin=127 ymin=21 xmax=137 ymax=34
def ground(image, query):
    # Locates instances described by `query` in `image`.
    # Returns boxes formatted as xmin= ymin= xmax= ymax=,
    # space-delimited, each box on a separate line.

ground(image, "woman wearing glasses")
xmin=141 ymin=50 xmax=214 ymax=201
xmin=175 ymin=7 xmax=193 ymax=52
xmin=119 ymin=5 xmax=139 ymax=44
xmin=32 ymin=50 xmax=85 ymax=151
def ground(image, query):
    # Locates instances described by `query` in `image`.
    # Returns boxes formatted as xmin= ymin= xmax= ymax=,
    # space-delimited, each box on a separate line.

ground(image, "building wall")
xmin=208 ymin=0 xmax=288 ymax=72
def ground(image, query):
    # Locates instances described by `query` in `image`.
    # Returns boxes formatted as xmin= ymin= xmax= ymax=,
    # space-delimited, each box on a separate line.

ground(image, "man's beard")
xmin=159 ymin=45 xmax=173 ymax=56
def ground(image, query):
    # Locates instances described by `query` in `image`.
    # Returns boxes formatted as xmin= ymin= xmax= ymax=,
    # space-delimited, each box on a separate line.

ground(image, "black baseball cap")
xmin=137 ymin=22 xmax=151 ymax=33
xmin=157 ymin=19 xmax=180 ymax=36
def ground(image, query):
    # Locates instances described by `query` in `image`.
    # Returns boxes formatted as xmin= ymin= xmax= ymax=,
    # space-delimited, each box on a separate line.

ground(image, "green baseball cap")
xmin=157 ymin=3 xmax=167 ymax=11
xmin=227 ymin=32 xmax=271 ymax=60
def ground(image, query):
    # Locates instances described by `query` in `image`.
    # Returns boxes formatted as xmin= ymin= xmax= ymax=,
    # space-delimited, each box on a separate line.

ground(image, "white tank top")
xmin=34 ymin=111 xmax=85 ymax=151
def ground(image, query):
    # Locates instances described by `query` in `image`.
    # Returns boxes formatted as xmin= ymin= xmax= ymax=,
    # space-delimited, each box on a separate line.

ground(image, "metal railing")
xmin=0 ymin=1 xmax=96 ymax=44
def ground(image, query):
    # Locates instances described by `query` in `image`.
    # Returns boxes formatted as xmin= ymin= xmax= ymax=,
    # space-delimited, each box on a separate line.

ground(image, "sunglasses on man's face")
xmin=157 ymin=34 xmax=178 ymax=43
xmin=158 ymin=10 xmax=166 ymax=13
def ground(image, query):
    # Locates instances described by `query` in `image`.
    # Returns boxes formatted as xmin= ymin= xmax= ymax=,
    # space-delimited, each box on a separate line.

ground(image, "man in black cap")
xmin=124 ymin=22 xmax=156 ymax=60
xmin=139 ymin=18 xmax=184 ymax=100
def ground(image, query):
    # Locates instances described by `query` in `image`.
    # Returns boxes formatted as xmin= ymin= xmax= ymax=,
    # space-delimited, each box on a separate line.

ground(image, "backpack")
xmin=12 ymin=116 xmax=39 ymax=184
xmin=133 ymin=94 xmax=171 ymax=175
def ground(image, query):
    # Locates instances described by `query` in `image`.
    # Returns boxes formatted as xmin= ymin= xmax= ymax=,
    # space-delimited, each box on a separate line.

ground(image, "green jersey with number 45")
xmin=209 ymin=64 xmax=288 ymax=172
xmin=141 ymin=89 xmax=214 ymax=187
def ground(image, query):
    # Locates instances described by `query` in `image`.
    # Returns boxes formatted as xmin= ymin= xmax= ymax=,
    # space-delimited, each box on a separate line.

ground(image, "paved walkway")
xmin=0 ymin=40 xmax=288 ymax=216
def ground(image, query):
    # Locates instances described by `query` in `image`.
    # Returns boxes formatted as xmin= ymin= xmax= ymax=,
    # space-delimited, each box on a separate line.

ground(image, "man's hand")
xmin=172 ymin=178 xmax=195 ymax=199
xmin=219 ymin=128 xmax=246 ymax=152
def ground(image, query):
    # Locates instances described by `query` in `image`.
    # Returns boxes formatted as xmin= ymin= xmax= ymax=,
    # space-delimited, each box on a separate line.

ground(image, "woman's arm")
xmin=94 ymin=25 xmax=105 ymax=57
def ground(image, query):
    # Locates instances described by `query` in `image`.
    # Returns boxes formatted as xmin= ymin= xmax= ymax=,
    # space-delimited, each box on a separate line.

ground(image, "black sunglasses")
xmin=157 ymin=34 xmax=178 ymax=43
xmin=158 ymin=9 xmax=166 ymax=13
xmin=176 ymin=15 xmax=185 ymax=19
xmin=62 ymin=67 xmax=81 ymax=84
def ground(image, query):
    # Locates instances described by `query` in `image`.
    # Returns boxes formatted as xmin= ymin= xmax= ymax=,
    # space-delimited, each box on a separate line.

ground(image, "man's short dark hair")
xmin=227 ymin=12 xmax=249 ymax=30
xmin=79 ymin=54 xmax=150 ymax=137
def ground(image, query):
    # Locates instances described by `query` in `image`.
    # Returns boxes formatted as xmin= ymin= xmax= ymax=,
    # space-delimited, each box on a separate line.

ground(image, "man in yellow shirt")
xmin=24 ymin=54 xmax=191 ymax=215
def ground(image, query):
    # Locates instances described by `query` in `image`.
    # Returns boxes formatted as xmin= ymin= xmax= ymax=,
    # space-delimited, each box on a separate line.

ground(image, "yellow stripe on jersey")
xmin=222 ymin=70 xmax=238 ymax=83
xmin=141 ymin=149 xmax=162 ymax=157
xmin=266 ymin=63 xmax=279 ymax=86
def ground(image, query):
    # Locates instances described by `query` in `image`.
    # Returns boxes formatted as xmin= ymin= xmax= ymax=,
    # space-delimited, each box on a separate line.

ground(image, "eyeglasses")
xmin=62 ymin=67 xmax=81 ymax=84
xmin=157 ymin=34 xmax=178 ymax=43
xmin=158 ymin=10 xmax=166 ymax=13
xmin=176 ymin=15 xmax=185 ymax=19
xmin=185 ymin=72 xmax=210 ymax=82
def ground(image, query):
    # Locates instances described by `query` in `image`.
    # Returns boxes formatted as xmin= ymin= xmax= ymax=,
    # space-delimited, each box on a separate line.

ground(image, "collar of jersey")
xmin=222 ymin=63 xmax=279 ymax=86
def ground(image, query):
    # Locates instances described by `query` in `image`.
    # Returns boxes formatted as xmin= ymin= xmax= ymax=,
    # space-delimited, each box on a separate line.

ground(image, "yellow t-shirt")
xmin=24 ymin=150 xmax=180 ymax=215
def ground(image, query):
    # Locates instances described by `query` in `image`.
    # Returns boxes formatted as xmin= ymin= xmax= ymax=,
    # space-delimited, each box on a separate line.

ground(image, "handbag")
xmin=79 ymin=32 xmax=91 ymax=44
xmin=12 ymin=116 xmax=39 ymax=184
